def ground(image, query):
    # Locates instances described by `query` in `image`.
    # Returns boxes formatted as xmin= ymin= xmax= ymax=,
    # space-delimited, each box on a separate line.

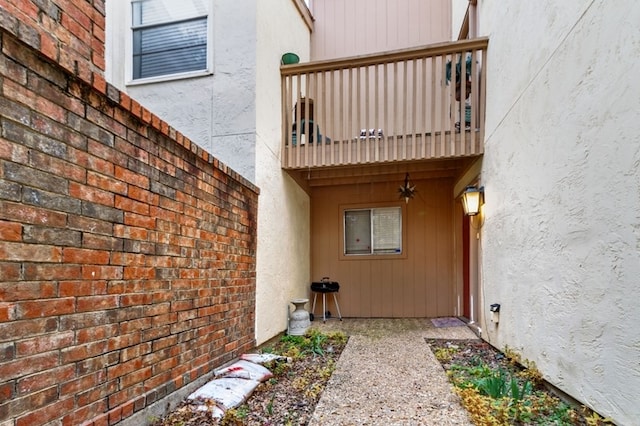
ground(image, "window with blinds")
xmin=131 ymin=0 xmax=209 ymax=80
xmin=344 ymin=207 xmax=402 ymax=255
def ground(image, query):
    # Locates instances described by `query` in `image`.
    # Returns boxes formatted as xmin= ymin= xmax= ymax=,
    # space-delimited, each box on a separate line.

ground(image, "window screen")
xmin=132 ymin=0 xmax=209 ymax=80
xmin=344 ymin=207 xmax=402 ymax=255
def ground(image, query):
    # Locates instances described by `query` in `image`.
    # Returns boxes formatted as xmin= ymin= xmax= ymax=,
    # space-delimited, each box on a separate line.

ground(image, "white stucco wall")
xmin=105 ymin=0 xmax=257 ymax=181
xmin=451 ymin=0 xmax=468 ymax=39
xmin=475 ymin=1 xmax=640 ymax=424
xmin=254 ymin=1 xmax=312 ymax=344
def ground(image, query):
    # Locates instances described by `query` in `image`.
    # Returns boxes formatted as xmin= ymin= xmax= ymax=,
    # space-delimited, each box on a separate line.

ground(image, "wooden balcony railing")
xmin=281 ymin=38 xmax=488 ymax=170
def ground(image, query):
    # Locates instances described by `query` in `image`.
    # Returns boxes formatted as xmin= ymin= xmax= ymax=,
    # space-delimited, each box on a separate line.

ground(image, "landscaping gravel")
xmin=307 ymin=318 xmax=477 ymax=425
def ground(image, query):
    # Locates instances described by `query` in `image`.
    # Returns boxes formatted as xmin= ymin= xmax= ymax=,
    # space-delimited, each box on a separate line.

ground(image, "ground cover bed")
xmin=426 ymin=338 xmax=614 ymax=426
xmin=151 ymin=329 xmax=347 ymax=426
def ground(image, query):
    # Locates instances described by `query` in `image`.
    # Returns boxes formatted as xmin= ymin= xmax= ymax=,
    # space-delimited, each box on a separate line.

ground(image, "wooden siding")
xmin=281 ymin=38 xmax=488 ymax=170
xmin=310 ymin=178 xmax=455 ymax=318
xmin=310 ymin=0 xmax=451 ymax=61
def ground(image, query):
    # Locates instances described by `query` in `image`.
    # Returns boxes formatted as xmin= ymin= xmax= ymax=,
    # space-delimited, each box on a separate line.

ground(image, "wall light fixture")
xmin=461 ymin=185 xmax=484 ymax=216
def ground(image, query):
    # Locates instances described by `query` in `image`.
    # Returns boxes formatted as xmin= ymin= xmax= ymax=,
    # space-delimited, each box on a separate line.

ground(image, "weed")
xmin=220 ymin=407 xmax=247 ymax=425
xmin=433 ymin=346 xmax=458 ymax=362
xmin=443 ymin=343 xmax=581 ymax=425
xmin=473 ymin=369 xmax=510 ymax=398
xmin=266 ymin=395 xmax=275 ymax=416
xmin=582 ymin=407 xmax=615 ymax=425
xmin=503 ymin=345 xmax=521 ymax=365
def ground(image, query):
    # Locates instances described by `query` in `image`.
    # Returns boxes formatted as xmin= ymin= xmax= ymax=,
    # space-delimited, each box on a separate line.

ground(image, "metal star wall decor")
xmin=398 ymin=173 xmax=416 ymax=204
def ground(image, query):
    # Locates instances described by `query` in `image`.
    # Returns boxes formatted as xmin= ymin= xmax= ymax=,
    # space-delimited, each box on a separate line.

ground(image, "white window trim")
xmin=125 ymin=0 xmax=215 ymax=86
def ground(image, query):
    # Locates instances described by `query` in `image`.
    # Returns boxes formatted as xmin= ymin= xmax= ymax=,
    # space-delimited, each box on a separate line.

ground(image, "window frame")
xmin=126 ymin=0 xmax=214 ymax=85
xmin=340 ymin=202 xmax=407 ymax=260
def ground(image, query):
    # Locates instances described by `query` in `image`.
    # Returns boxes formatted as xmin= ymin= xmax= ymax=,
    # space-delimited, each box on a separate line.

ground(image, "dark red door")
xmin=462 ymin=212 xmax=470 ymax=319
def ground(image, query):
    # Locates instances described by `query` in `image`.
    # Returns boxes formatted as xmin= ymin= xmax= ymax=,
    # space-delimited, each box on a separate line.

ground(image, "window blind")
xmin=372 ymin=207 xmax=401 ymax=253
xmin=132 ymin=0 xmax=208 ymax=80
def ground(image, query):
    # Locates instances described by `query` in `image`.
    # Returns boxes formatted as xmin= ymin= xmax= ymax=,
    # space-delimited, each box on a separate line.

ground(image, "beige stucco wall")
xmin=451 ymin=0 xmax=468 ymax=39
xmin=105 ymin=0 xmax=258 ymax=181
xmin=254 ymin=0 xmax=312 ymax=345
xmin=472 ymin=1 xmax=640 ymax=424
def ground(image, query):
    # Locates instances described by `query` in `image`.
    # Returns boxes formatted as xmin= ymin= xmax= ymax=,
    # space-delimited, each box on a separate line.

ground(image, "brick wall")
xmin=0 ymin=0 xmax=106 ymax=91
xmin=0 ymin=25 xmax=259 ymax=426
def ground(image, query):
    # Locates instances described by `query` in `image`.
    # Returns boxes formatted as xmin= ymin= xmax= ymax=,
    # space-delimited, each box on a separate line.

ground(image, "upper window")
xmin=131 ymin=0 xmax=210 ymax=81
xmin=344 ymin=207 xmax=402 ymax=255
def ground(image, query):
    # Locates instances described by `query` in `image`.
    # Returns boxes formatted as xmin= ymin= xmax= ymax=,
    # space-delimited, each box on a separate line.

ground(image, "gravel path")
xmin=307 ymin=318 xmax=477 ymax=425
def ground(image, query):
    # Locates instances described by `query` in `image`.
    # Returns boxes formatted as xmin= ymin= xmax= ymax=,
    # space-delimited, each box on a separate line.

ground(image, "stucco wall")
xmin=475 ymin=1 xmax=640 ymax=424
xmin=451 ymin=0 xmax=468 ymax=39
xmin=105 ymin=0 xmax=258 ymax=182
xmin=254 ymin=0 xmax=312 ymax=344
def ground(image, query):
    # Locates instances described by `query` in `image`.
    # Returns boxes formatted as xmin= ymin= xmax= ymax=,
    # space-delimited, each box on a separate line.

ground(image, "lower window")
xmin=344 ymin=207 xmax=402 ymax=255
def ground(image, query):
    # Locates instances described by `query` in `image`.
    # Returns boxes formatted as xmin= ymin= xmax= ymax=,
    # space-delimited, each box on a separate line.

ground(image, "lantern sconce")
xmin=461 ymin=185 xmax=484 ymax=216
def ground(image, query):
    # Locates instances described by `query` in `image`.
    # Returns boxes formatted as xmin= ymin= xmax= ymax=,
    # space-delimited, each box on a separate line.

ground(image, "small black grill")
xmin=310 ymin=277 xmax=342 ymax=322
xmin=310 ymin=280 xmax=339 ymax=293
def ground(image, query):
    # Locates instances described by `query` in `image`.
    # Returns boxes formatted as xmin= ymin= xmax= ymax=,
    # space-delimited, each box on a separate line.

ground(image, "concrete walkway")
xmin=307 ymin=318 xmax=478 ymax=425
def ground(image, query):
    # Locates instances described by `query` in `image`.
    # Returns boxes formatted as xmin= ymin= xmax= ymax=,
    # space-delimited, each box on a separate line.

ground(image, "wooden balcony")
xmin=281 ymin=38 xmax=488 ymax=170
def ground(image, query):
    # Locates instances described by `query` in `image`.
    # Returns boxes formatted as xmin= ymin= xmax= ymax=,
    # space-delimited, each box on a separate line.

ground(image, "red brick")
xmin=61 ymin=341 xmax=108 ymax=364
xmin=1 ymin=385 xmax=57 ymax=420
xmin=107 ymin=358 xmax=143 ymax=381
xmin=109 ymin=252 xmax=145 ymax=266
xmin=76 ymin=324 xmax=119 ymax=344
xmin=123 ymin=212 xmax=156 ymax=229
xmin=15 ymin=330 xmax=75 ymax=355
xmin=87 ymin=140 xmax=127 ymax=168
xmin=76 ymin=352 xmax=119 ymax=377
xmin=23 ymin=263 xmax=82 ymax=281
xmin=114 ymin=195 xmax=149 ymax=215
xmin=76 ymin=295 xmax=119 ymax=312
xmin=0 ymin=241 xmax=62 ymax=262
xmin=81 ymin=233 xmax=122 ymax=252
xmin=60 ymin=371 xmax=104 ymax=396
xmin=62 ymin=399 xmax=108 ymax=426
xmin=121 ymin=400 xmax=134 ymax=419
xmin=0 ymin=281 xmax=57 ymax=301
xmin=0 ymin=303 xmax=16 ymax=321
xmin=62 ymin=248 xmax=110 ymax=264
xmin=114 ymin=166 xmax=149 ymax=189
xmin=69 ymin=150 xmax=113 ymax=176
xmin=119 ymin=317 xmax=151 ymax=335
xmin=113 ymin=224 xmax=149 ymax=240
xmin=92 ymin=71 xmax=107 ymax=94
xmin=86 ymin=171 xmax=126 ymax=194
xmin=120 ymin=366 xmax=151 ymax=388
xmin=107 ymin=384 xmax=143 ymax=411
xmin=17 ymin=365 xmax=76 ymax=394
xmin=69 ymin=182 xmax=114 ymax=207
xmin=122 ymin=266 xmax=155 ymax=281
xmin=0 ymin=220 xmax=22 ymax=241
xmin=0 ymin=381 xmax=15 ymax=402
xmin=59 ymin=280 xmax=107 ymax=297
xmin=16 ymin=396 xmax=75 ymax=426
xmin=16 ymin=297 xmax=75 ymax=319
xmin=1 ymin=202 xmax=67 ymax=227
xmin=0 ymin=352 xmax=59 ymax=381
xmin=0 ymin=262 xmax=21 ymax=281
xmin=81 ymin=265 xmax=123 ymax=280
xmin=9 ymin=79 xmax=68 ymax=123
xmin=106 ymin=333 xmax=141 ymax=352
